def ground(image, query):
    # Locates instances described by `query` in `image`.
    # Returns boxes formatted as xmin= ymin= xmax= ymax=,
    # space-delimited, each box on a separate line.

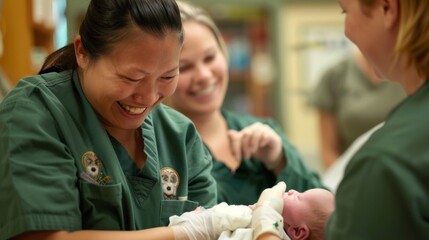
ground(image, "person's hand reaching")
xmin=228 ymin=122 xmax=284 ymax=170
xmin=169 ymin=202 xmax=252 ymax=240
xmin=252 ymin=182 xmax=289 ymax=240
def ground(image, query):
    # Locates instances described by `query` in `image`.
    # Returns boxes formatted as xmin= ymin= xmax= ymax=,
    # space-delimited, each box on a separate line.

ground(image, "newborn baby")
xmin=170 ymin=184 xmax=334 ymax=240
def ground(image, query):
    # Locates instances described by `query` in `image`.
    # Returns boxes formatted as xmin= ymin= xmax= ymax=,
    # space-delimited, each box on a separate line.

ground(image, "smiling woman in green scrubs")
xmin=170 ymin=1 xmax=326 ymax=207
xmin=0 ymin=0 xmax=219 ymax=239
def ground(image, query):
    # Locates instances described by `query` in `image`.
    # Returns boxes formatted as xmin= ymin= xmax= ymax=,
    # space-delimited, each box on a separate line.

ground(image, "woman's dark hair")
xmin=39 ymin=0 xmax=183 ymax=74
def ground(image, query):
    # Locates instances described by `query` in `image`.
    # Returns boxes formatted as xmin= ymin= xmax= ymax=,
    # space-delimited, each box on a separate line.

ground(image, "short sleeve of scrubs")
xmin=0 ymin=87 xmax=80 ymax=239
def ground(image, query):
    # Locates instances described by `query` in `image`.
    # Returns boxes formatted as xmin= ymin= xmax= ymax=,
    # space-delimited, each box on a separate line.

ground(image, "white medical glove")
xmin=252 ymin=182 xmax=287 ymax=240
xmin=169 ymin=202 xmax=252 ymax=240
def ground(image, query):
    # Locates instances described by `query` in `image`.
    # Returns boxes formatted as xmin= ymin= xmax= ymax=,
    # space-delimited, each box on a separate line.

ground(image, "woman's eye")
xmin=123 ymin=76 xmax=140 ymax=82
xmin=162 ymin=75 xmax=177 ymax=80
xmin=204 ymin=54 xmax=215 ymax=63
xmin=179 ymin=65 xmax=191 ymax=72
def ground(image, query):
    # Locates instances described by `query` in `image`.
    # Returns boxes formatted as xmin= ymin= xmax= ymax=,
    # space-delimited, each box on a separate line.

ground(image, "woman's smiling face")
xmin=76 ymin=27 xmax=182 ymax=131
xmin=169 ymin=21 xmax=229 ymax=117
xmin=338 ymin=0 xmax=398 ymax=81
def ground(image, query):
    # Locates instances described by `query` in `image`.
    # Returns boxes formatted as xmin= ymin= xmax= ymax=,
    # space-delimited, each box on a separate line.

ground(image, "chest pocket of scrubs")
xmin=79 ymin=182 xmax=126 ymax=230
xmin=160 ymin=200 xmax=199 ymax=226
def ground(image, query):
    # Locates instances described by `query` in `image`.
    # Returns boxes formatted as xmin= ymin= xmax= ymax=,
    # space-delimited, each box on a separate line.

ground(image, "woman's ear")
xmin=381 ymin=0 xmax=399 ymax=29
xmin=286 ymin=224 xmax=310 ymax=240
xmin=74 ymin=35 xmax=88 ymax=68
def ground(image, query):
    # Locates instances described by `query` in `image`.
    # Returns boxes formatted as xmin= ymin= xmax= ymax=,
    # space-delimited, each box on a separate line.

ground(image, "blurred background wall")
xmin=0 ymin=0 xmax=351 ymax=175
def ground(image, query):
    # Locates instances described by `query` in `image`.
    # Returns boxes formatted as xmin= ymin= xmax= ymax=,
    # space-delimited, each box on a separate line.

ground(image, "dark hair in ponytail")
xmin=40 ymin=0 xmax=183 ymax=74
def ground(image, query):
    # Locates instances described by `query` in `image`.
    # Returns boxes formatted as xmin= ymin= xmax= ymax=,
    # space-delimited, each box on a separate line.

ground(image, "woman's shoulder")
xmin=1 ymin=71 xmax=73 ymax=106
xmin=222 ymin=108 xmax=278 ymax=129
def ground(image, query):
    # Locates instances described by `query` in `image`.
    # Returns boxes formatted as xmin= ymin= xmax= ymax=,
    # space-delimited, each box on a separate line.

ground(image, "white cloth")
xmin=169 ymin=201 xmax=291 ymax=240
xmin=219 ymin=228 xmax=253 ymax=240
xmin=219 ymin=228 xmax=291 ymax=240
xmin=218 ymin=204 xmax=291 ymax=240
xmin=322 ymin=122 xmax=384 ymax=193
xmin=169 ymin=202 xmax=253 ymax=240
xmin=212 ymin=203 xmax=252 ymax=233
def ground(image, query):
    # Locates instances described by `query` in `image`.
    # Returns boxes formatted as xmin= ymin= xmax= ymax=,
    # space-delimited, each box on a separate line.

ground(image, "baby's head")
xmin=282 ymin=188 xmax=334 ymax=240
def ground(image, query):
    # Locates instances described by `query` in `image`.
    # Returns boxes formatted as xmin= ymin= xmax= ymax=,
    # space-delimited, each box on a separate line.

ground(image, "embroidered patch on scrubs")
xmin=80 ymin=151 xmax=111 ymax=185
xmin=160 ymin=167 xmax=180 ymax=199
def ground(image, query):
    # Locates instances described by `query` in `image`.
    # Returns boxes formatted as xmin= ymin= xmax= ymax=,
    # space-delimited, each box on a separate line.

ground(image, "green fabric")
xmin=0 ymin=70 xmax=217 ymax=239
xmin=326 ymin=79 xmax=429 ymax=239
xmin=211 ymin=109 xmax=326 ymax=206
xmin=0 ymin=69 xmax=11 ymax=102
xmin=311 ymin=57 xmax=406 ymax=152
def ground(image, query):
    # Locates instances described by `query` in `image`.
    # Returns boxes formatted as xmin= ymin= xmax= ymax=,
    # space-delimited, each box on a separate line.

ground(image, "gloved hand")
xmin=252 ymin=182 xmax=287 ymax=240
xmin=169 ymin=202 xmax=252 ymax=240
xmin=227 ymin=122 xmax=284 ymax=170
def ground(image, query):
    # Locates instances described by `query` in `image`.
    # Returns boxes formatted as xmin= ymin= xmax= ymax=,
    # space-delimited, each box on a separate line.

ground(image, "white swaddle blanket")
xmin=169 ymin=202 xmax=290 ymax=240
xmin=215 ymin=203 xmax=291 ymax=240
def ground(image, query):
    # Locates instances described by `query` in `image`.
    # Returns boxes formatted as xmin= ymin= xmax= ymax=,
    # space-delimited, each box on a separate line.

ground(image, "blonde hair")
xmin=360 ymin=0 xmax=429 ymax=77
xmin=176 ymin=1 xmax=229 ymax=60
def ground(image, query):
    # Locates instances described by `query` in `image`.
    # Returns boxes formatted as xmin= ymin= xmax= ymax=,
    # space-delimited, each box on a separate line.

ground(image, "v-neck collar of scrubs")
xmin=108 ymin=120 xmax=160 ymax=179
xmin=72 ymin=71 xmax=160 ymax=200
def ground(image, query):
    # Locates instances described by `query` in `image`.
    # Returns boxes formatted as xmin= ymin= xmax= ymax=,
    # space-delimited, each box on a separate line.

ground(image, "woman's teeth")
xmin=195 ymin=85 xmax=215 ymax=96
xmin=119 ymin=102 xmax=146 ymax=114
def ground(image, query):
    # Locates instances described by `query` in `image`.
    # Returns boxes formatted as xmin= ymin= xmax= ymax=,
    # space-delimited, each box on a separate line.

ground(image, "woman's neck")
xmin=105 ymin=126 xmax=146 ymax=168
xmin=387 ymin=54 xmax=426 ymax=95
xmin=188 ymin=110 xmax=240 ymax=171
xmin=354 ymin=50 xmax=383 ymax=84
xmin=187 ymin=110 xmax=226 ymax=141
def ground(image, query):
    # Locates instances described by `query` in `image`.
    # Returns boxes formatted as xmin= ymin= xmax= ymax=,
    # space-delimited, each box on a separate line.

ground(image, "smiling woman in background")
xmin=169 ymin=1 xmax=326 ymax=207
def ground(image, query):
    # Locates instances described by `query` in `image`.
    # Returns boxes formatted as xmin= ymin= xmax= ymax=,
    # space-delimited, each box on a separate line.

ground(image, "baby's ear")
xmin=286 ymin=224 xmax=309 ymax=240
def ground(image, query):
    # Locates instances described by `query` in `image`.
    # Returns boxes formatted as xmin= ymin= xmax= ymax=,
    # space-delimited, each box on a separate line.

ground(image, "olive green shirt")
xmin=312 ymin=57 xmax=406 ymax=152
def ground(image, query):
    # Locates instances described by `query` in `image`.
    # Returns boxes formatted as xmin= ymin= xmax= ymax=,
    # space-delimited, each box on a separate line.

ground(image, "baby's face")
xmin=282 ymin=188 xmax=333 ymax=226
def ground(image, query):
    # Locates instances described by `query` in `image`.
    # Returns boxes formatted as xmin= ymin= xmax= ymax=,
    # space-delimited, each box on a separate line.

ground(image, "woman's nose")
xmin=133 ymin=80 xmax=158 ymax=104
xmin=194 ymin=63 xmax=211 ymax=81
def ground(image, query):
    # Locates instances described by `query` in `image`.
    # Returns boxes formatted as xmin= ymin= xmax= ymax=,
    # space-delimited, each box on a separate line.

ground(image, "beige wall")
xmin=280 ymin=2 xmax=349 ymax=174
xmin=0 ymin=0 xmax=34 ymax=85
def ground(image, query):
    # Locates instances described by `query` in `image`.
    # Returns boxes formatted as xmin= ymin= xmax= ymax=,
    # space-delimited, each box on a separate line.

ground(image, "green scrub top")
xmin=211 ymin=109 xmax=326 ymax=206
xmin=0 ymin=70 xmax=217 ymax=239
xmin=326 ymin=79 xmax=429 ymax=239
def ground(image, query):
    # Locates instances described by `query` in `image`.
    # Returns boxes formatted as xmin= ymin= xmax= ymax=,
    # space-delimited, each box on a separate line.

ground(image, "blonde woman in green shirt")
xmin=169 ymin=1 xmax=326 ymax=207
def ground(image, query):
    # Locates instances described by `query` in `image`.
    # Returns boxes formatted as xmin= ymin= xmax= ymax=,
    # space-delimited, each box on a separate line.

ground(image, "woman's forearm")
xmin=12 ymin=227 xmax=176 ymax=240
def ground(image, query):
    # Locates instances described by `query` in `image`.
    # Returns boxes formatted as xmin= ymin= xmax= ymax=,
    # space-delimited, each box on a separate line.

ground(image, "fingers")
xmin=228 ymin=130 xmax=242 ymax=160
xmin=241 ymin=123 xmax=282 ymax=162
xmin=259 ymin=182 xmax=286 ymax=199
xmin=256 ymin=182 xmax=287 ymax=215
xmin=229 ymin=123 xmax=283 ymax=168
xmin=271 ymin=181 xmax=287 ymax=194
xmin=241 ymin=125 xmax=265 ymax=159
